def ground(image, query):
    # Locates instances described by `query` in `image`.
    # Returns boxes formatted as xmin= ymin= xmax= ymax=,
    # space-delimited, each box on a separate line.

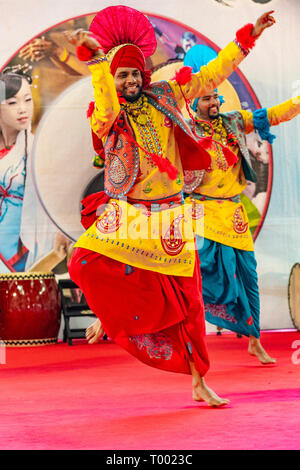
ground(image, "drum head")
xmin=32 ymin=76 xmax=104 ymax=242
xmin=288 ymin=263 xmax=300 ymax=330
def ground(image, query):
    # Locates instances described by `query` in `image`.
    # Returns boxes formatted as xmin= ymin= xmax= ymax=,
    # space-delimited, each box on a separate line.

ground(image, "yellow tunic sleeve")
xmin=168 ymin=41 xmax=247 ymax=108
xmin=239 ymin=96 xmax=300 ymax=135
xmin=266 ymin=96 xmax=300 ymax=126
xmin=239 ymin=110 xmax=254 ymax=134
xmin=88 ymin=59 xmax=121 ymax=139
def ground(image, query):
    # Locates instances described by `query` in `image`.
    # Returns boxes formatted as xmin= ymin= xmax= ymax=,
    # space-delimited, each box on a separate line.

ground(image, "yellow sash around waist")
xmin=185 ymin=196 xmax=254 ymax=251
xmin=74 ymin=198 xmax=196 ymax=276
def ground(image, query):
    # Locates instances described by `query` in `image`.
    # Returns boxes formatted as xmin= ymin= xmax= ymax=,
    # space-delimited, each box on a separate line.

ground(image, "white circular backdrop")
xmin=32 ymin=76 xmax=103 ymax=241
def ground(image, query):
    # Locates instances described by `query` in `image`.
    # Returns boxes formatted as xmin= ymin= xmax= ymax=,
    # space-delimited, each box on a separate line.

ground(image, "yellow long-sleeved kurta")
xmin=74 ymin=40 xmax=251 ymax=275
xmin=188 ymin=98 xmax=300 ymax=250
xmin=89 ymin=40 xmax=246 ymax=201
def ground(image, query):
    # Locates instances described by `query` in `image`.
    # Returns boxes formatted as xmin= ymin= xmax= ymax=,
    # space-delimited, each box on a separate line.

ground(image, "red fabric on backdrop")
xmin=68 ymin=247 xmax=209 ymax=376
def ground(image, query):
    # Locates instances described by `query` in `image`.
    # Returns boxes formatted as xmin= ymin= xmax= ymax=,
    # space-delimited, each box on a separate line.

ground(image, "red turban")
xmin=110 ymin=44 xmax=145 ymax=76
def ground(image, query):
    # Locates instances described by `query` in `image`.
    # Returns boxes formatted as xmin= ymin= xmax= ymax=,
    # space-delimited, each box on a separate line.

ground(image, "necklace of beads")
xmin=121 ymin=94 xmax=149 ymax=126
xmin=199 ymin=116 xmax=227 ymax=142
xmin=196 ymin=116 xmax=235 ymax=172
xmin=122 ymin=95 xmax=163 ymax=167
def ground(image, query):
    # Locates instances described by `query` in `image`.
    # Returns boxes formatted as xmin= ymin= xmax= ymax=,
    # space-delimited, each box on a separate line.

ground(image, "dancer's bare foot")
xmin=248 ymin=336 xmax=276 ymax=364
xmin=86 ymin=318 xmax=104 ymax=344
xmin=193 ymin=377 xmax=230 ymax=407
xmin=189 ymin=361 xmax=230 ymax=407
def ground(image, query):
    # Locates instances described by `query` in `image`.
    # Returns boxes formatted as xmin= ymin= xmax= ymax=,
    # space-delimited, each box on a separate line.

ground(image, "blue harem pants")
xmin=196 ymin=236 xmax=260 ymax=338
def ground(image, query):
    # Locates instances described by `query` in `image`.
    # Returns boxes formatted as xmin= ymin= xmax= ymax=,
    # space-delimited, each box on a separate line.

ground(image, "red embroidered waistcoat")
xmin=96 ymin=80 xmax=211 ymax=198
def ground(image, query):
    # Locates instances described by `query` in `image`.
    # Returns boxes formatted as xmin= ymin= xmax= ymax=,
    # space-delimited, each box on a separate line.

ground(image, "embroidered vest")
xmin=103 ymin=81 xmax=211 ymax=198
xmin=220 ymin=111 xmax=257 ymax=183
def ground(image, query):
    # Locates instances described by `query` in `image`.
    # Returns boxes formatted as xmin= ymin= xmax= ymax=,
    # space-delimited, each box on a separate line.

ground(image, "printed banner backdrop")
xmin=0 ymin=0 xmax=299 ymax=331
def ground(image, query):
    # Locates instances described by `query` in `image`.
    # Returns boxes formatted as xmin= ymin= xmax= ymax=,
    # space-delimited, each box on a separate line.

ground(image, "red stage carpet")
xmin=1 ymin=330 xmax=300 ymax=450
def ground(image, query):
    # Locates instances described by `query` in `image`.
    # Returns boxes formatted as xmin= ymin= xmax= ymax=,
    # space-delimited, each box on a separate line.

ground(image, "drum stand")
xmin=58 ymin=279 xmax=97 ymax=345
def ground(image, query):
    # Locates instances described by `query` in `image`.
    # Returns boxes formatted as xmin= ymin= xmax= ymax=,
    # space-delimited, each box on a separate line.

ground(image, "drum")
xmin=0 ymin=272 xmax=61 ymax=346
xmin=288 ymin=263 xmax=300 ymax=331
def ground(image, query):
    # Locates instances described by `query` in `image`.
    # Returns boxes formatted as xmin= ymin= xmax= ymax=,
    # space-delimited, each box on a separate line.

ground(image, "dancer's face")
xmin=196 ymin=91 xmax=220 ymax=120
xmin=114 ymin=67 xmax=143 ymax=102
xmin=181 ymin=37 xmax=196 ymax=53
xmin=0 ymin=78 xmax=33 ymax=132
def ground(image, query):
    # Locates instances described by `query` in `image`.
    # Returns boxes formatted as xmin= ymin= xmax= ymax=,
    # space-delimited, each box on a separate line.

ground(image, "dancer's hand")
xmin=252 ymin=11 xmax=276 ymax=38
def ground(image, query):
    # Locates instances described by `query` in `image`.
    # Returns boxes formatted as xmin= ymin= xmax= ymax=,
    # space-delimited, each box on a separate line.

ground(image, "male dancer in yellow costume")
xmin=67 ymin=6 xmax=275 ymax=406
xmin=184 ymin=85 xmax=300 ymax=363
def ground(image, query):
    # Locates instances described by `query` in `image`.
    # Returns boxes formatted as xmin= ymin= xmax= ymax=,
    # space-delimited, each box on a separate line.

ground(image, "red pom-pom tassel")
xmin=76 ymin=45 xmax=94 ymax=61
xmin=235 ymin=24 xmax=256 ymax=50
xmin=198 ymin=135 xmax=213 ymax=150
xmin=166 ymin=163 xmax=179 ymax=180
xmin=151 ymin=154 xmax=178 ymax=180
xmin=219 ymin=143 xmax=238 ymax=166
xmin=173 ymin=66 xmax=193 ymax=86
xmin=114 ymin=120 xmax=178 ymax=180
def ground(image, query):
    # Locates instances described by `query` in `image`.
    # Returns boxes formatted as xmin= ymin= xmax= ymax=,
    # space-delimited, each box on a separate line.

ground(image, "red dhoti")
xmin=68 ymin=246 xmax=209 ymax=376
